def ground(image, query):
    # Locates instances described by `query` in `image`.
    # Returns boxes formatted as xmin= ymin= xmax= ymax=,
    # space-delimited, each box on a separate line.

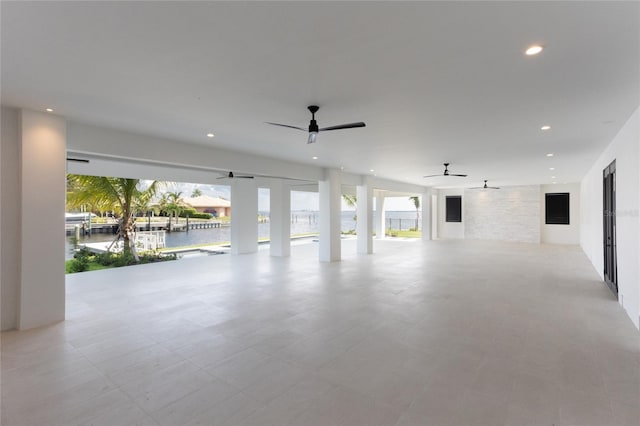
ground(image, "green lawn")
xmin=66 ymin=249 xmax=177 ymax=274
xmin=65 ymin=259 xmax=112 ymax=274
xmin=386 ymin=229 xmax=422 ymax=238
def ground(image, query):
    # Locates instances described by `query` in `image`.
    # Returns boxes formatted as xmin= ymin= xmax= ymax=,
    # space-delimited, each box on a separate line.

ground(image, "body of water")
xmin=65 ymin=211 xmax=420 ymax=259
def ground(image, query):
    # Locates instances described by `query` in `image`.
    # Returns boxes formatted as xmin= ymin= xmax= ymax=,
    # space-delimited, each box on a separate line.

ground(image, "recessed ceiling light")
xmin=369 ymin=169 xmax=374 ymax=172
xmin=525 ymin=45 xmax=543 ymax=56
xmin=45 ymin=108 xmax=54 ymax=112
xmin=540 ymin=125 xmax=551 ymax=130
xmin=206 ymin=133 xmax=215 ymax=138
xmin=312 ymin=156 xmax=318 ymax=160
xmin=551 ymin=176 xmax=556 ymax=179
xmin=340 ymin=166 xmax=344 ymax=170
xmin=552 ymin=181 xmax=557 ymax=184
xmin=549 ymin=167 xmax=555 ymax=170
xmin=546 ymin=153 xmax=554 ymax=157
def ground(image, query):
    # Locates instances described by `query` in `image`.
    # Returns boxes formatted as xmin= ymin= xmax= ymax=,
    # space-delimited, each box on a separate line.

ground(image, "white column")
xmin=422 ymin=188 xmax=433 ymax=242
xmin=375 ymin=193 xmax=386 ymax=239
xmin=357 ymin=177 xmax=373 ymax=254
xmin=230 ymin=178 xmax=258 ymax=254
xmin=319 ymin=168 xmax=341 ymax=262
xmin=1 ymin=107 xmax=20 ymax=330
xmin=432 ymin=193 xmax=438 ymax=239
xmin=270 ymin=180 xmax=290 ymax=257
xmin=19 ymin=110 xmax=67 ymax=329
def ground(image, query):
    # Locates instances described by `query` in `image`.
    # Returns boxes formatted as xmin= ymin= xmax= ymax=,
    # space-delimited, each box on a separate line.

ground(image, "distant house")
xmin=182 ymin=195 xmax=231 ymax=217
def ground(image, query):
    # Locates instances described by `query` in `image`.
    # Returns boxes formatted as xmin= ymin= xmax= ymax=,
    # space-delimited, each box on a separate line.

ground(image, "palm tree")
xmin=342 ymin=194 xmax=357 ymax=209
xmin=342 ymin=194 xmax=357 ymax=229
xmin=409 ymin=196 xmax=420 ymax=231
xmin=191 ymin=188 xmax=203 ymax=197
xmin=157 ymin=193 xmax=169 ymax=217
xmin=67 ymin=175 xmax=159 ymax=261
xmin=165 ymin=191 xmax=186 ymax=225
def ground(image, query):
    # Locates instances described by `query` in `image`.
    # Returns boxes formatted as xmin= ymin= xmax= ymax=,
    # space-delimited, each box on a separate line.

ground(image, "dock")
xmin=66 ymin=220 xmax=226 ymax=235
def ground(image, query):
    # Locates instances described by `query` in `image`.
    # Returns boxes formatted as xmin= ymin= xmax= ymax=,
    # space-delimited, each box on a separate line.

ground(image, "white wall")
xmin=436 ymin=184 xmax=581 ymax=245
xmin=464 ymin=185 xmax=540 ymax=244
xmin=437 ymin=188 xmax=464 ymax=239
xmin=581 ymin=107 xmax=639 ymax=329
xmin=540 ymin=183 xmax=580 ymax=244
xmin=1 ymin=107 xmax=21 ymax=330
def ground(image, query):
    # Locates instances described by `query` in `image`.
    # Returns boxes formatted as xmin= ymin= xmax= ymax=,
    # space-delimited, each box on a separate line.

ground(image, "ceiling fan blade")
xmin=67 ymin=158 xmax=89 ymax=163
xmin=265 ymin=122 xmax=306 ymax=131
xmin=423 ymin=174 xmax=443 ymax=178
xmin=319 ymin=122 xmax=366 ymax=131
xmin=449 ymin=174 xmax=468 ymax=177
xmin=217 ymin=171 xmax=255 ymax=179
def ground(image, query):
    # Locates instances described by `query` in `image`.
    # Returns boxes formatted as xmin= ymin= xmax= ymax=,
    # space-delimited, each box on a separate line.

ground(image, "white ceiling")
xmin=2 ymin=1 xmax=638 ymax=188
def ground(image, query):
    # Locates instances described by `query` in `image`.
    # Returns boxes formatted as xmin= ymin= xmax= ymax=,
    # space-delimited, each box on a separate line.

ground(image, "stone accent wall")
xmin=464 ymin=185 xmax=540 ymax=243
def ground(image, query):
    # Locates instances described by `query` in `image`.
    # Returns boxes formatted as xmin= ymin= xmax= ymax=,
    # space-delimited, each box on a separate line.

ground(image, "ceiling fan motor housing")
xmin=308 ymin=105 xmax=319 ymax=133
xmin=308 ymin=119 xmax=318 ymax=133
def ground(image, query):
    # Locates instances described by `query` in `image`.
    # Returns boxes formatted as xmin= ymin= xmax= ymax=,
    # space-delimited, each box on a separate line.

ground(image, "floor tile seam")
xmin=67 ymin=337 xmax=191 ymax=422
xmin=241 ymin=372 xmax=311 ymax=406
xmin=52 ymin=387 xmax=140 ymax=426
xmin=113 ymin=364 xmax=229 ymax=423
xmin=69 ymin=334 xmax=156 ymax=352
xmin=73 ymin=334 xmax=163 ymax=365
xmin=0 ymin=350 xmax=86 ymax=376
xmin=71 ymin=341 xmax=138 ymax=393
xmin=2 ymin=349 xmax=122 ymax=410
xmin=146 ymin=383 xmax=243 ymax=426
xmin=309 ymin=370 xmax=417 ymax=414
xmin=201 ymin=366 xmax=257 ymax=396
xmin=601 ymin=377 xmax=639 ymax=406
xmin=284 ymin=344 xmax=354 ymax=371
xmin=217 ymin=352 xmax=308 ymax=388
xmin=199 ymin=345 xmax=274 ymax=373
xmin=557 ymin=396 xmax=616 ymax=424
xmin=366 ymin=378 xmax=431 ymax=413
xmin=3 ymin=378 xmax=126 ymax=426
xmin=99 ymin=354 xmax=193 ymax=390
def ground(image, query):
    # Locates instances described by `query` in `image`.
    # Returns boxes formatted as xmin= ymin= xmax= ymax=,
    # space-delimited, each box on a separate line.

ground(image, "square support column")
xmin=270 ymin=180 xmax=291 ymax=257
xmin=230 ymin=178 xmax=258 ymax=254
xmin=19 ymin=110 xmax=67 ymax=329
xmin=319 ymin=168 xmax=341 ymax=262
xmin=357 ymin=178 xmax=373 ymax=254
xmin=422 ymin=188 xmax=433 ymax=241
xmin=375 ymin=193 xmax=386 ymax=240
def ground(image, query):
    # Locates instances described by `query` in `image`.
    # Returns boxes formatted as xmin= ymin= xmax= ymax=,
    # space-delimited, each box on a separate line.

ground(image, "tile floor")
xmin=2 ymin=239 xmax=639 ymax=425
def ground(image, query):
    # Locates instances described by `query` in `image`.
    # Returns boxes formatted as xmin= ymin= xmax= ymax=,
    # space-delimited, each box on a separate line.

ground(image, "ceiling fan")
xmin=470 ymin=180 xmax=500 ymax=189
xmin=423 ymin=163 xmax=468 ymax=178
xmin=266 ymin=105 xmax=366 ymax=144
xmin=216 ymin=171 xmax=310 ymax=182
xmin=216 ymin=171 xmax=254 ymax=180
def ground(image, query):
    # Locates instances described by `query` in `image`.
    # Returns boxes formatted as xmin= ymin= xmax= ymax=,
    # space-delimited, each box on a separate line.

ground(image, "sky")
xmin=161 ymin=181 xmax=420 ymax=212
